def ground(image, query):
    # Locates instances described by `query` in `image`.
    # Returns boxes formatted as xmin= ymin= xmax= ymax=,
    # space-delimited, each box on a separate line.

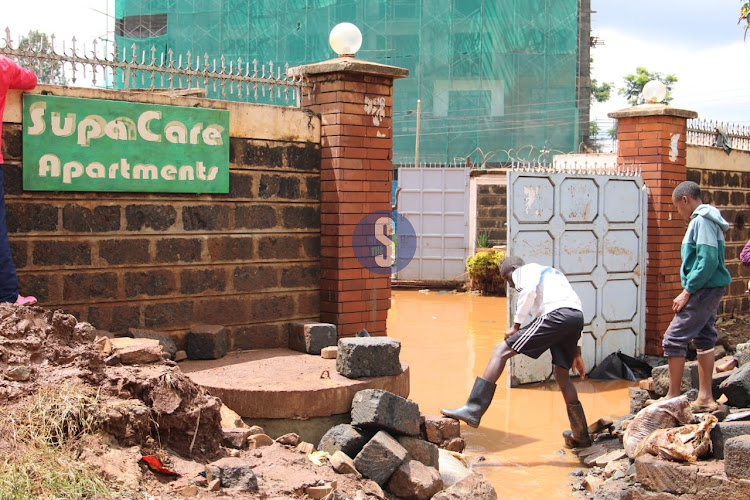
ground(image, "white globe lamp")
xmin=329 ymin=22 xmax=362 ymax=57
xmin=643 ymin=80 xmax=667 ymax=104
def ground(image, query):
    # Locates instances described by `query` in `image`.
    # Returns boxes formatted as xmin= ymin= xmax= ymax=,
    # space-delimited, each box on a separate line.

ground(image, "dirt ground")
xmin=0 ymin=303 xmax=394 ymax=499
xmin=715 ymin=315 xmax=750 ymax=353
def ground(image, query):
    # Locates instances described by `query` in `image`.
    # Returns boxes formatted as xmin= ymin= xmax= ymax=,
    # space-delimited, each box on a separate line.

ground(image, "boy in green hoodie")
xmin=666 ymin=181 xmax=731 ymax=412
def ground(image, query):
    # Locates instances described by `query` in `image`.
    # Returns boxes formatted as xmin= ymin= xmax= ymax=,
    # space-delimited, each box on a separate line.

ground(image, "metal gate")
xmin=396 ymin=166 xmax=470 ymax=282
xmin=506 ymin=167 xmax=648 ymax=386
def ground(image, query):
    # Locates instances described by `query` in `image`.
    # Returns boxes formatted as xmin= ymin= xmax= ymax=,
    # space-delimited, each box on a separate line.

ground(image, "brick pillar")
xmin=289 ymin=58 xmax=408 ymax=338
xmin=609 ymin=105 xmax=698 ymax=355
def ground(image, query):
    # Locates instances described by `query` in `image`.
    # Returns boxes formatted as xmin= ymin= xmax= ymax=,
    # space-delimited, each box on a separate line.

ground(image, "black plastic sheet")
xmin=588 ymin=351 xmax=653 ymax=381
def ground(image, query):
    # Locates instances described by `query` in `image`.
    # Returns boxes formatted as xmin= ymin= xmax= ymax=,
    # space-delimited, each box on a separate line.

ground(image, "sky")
xmin=2 ymin=0 xmax=749 ymax=129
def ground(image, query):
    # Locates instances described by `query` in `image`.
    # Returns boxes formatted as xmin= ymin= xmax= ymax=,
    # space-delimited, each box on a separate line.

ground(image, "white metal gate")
xmin=396 ymin=167 xmax=470 ymax=282
xmin=507 ymin=168 xmax=648 ymax=386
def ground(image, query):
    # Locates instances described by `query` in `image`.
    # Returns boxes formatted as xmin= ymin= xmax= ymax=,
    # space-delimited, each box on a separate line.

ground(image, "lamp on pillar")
xmin=329 ymin=22 xmax=362 ymax=57
xmin=642 ymin=80 xmax=667 ymax=104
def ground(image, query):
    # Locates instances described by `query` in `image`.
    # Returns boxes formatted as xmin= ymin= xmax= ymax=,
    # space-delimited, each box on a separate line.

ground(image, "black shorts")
xmin=505 ymin=308 xmax=584 ymax=369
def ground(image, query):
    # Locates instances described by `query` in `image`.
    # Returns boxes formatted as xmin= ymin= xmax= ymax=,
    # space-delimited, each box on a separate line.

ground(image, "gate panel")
xmin=397 ymin=167 xmax=470 ymax=282
xmin=507 ymin=170 xmax=647 ymax=386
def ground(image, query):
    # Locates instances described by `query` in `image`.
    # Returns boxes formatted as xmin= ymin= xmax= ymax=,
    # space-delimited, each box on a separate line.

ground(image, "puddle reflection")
xmin=389 ymin=290 xmax=635 ymax=499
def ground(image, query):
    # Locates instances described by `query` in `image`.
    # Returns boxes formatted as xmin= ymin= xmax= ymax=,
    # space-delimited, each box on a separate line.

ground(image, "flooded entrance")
xmin=389 ymin=290 xmax=635 ymax=499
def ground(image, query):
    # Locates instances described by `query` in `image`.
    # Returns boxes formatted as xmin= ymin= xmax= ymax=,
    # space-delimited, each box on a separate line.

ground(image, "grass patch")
xmin=0 ymin=383 xmax=120 ymax=499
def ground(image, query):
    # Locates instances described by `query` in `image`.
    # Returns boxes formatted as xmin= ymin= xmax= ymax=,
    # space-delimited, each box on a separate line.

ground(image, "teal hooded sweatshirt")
xmin=681 ymin=204 xmax=732 ymax=293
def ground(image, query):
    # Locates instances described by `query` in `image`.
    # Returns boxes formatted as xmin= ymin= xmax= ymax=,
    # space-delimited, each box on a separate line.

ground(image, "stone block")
xmin=652 ymin=361 xmax=697 ymax=397
xmin=629 ymin=387 xmax=650 ymax=414
xmin=321 ymin=346 xmax=338 ymax=359
xmin=222 ymin=428 xmax=252 ymax=449
xmin=317 ymin=424 xmax=373 ymax=458
xmin=329 ymin=450 xmax=360 ymax=476
xmin=431 ymin=472 xmax=498 ymax=500
xmin=441 ymin=437 xmax=465 ymax=453
xmin=397 ymin=436 xmax=440 ymax=470
xmin=725 ymin=435 xmax=750 ymax=480
xmin=386 ymin=459 xmax=442 ymax=500
xmin=711 ymin=421 xmax=750 ymax=459
xmin=354 ymin=430 xmax=407 ymax=486
xmin=205 ymin=457 xmax=258 ymax=491
xmin=108 ymin=338 xmax=166 ymax=365
xmin=422 ymin=414 xmax=460 ymax=444
xmin=351 ymin=389 xmax=421 ymax=437
xmin=128 ymin=328 xmax=178 ymax=359
xmin=289 ymin=321 xmax=337 ymax=355
xmin=736 ymin=343 xmax=750 ymax=367
xmin=336 ymin=337 xmax=402 ymax=378
xmin=186 ymin=324 xmax=229 ymax=360
xmin=247 ymin=434 xmax=274 ymax=449
xmin=635 ymin=454 xmax=696 ymax=495
xmin=718 ymin=363 xmax=750 ymax=407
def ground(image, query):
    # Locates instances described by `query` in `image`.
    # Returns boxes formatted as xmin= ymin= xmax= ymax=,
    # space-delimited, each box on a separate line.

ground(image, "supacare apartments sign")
xmin=22 ymin=94 xmax=230 ymax=193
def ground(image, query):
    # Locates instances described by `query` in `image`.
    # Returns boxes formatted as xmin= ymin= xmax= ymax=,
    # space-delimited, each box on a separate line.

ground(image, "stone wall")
xmin=476 ymin=182 xmax=507 ymax=247
xmin=687 ymin=145 xmax=750 ymax=317
xmin=2 ymin=85 xmax=321 ymax=350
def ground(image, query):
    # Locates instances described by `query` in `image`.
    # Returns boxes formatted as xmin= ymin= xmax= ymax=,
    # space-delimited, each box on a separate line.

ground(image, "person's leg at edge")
xmin=0 ymin=164 xmax=19 ymax=303
xmin=695 ymin=349 xmax=716 ymax=407
xmin=440 ymin=341 xmax=516 ymax=428
xmin=666 ymin=356 xmax=686 ymax=399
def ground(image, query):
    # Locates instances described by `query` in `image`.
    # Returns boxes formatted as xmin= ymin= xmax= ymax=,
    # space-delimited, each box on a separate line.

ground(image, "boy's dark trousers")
xmin=0 ymin=165 xmax=19 ymax=302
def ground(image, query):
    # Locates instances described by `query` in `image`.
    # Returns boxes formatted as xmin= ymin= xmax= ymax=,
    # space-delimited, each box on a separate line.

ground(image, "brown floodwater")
xmin=388 ymin=289 xmax=636 ymax=499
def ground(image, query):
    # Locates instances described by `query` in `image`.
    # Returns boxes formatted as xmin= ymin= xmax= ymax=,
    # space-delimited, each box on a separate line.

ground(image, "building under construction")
xmin=115 ymin=0 xmax=591 ymax=165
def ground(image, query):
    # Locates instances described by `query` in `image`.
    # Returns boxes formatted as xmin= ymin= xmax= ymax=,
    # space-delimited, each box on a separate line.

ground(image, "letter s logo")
xmin=373 ymin=216 xmax=394 ymax=268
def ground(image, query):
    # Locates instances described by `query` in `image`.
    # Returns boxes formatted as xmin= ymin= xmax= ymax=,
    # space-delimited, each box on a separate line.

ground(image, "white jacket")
xmin=510 ymin=263 xmax=582 ymax=326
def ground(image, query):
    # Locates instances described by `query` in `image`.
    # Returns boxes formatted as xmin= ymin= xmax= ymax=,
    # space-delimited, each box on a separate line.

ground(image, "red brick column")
xmin=289 ymin=58 xmax=408 ymax=338
xmin=609 ymin=105 xmax=698 ymax=355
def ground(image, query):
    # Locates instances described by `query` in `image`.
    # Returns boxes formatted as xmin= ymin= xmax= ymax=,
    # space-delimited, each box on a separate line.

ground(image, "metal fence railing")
xmin=0 ymin=28 xmax=306 ymax=106
xmin=687 ymin=118 xmax=750 ymax=152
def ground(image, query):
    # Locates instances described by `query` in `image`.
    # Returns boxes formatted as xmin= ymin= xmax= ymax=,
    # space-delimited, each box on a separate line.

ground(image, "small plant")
xmin=466 ymin=250 xmax=506 ymax=295
xmin=476 ymin=231 xmax=490 ymax=249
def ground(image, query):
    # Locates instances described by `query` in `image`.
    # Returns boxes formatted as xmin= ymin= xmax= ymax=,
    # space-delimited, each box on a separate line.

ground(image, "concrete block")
xmin=386 ymin=459 xmax=443 ymax=500
xmin=432 ymin=472 xmax=498 ymax=500
xmin=422 ymin=414 xmax=460 ymax=444
xmin=321 ymin=346 xmax=337 ymax=359
xmin=318 ymin=424 xmax=373 ymax=458
xmin=354 ymin=430 xmax=407 ymax=486
xmin=711 ymin=421 xmax=750 ymax=459
xmin=205 ymin=457 xmax=258 ymax=491
xmin=186 ymin=324 xmax=228 ymax=360
xmin=635 ymin=454 xmax=696 ymax=495
xmin=128 ymin=327 xmax=178 ymax=359
xmin=397 ymin=436 xmax=440 ymax=470
xmin=725 ymin=435 xmax=750 ymax=480
xmin=351 ymin=389 xmax=421 ymax=437
xmin=336 ymin=337 xmax=402 ymax=378
xmin=222 ymin=428 xmax=252 ymax=449
xmin=289 ymin=322 xmax=337 ymax=355
xmin=718 ymin=363 xmax=750 ymax=407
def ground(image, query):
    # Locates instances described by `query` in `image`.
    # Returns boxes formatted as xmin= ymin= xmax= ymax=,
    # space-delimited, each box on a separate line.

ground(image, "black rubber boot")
xmin=562 ymin=401 xmax=592 ymax=448
xmin=441 ymin=376 xmax=496 ymax=428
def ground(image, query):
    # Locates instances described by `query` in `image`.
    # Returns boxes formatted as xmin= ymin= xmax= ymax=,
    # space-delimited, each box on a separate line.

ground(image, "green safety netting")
xmin=115 ymin=0 xmax=581 ymax=164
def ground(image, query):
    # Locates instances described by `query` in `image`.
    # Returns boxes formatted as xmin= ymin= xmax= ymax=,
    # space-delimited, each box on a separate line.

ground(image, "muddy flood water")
xmin=388 ymin=289 xmax=636 ymax=499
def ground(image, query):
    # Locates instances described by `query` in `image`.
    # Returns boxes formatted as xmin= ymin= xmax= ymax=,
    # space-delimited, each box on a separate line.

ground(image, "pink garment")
xmin=0 ymin=55 xmax=37 ymax=163
xmin=741 ymin=239 xmax=750 ymax=266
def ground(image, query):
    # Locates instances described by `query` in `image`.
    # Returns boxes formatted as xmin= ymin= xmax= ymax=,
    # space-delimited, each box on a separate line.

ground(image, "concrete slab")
xmin=180 ymin=348 xmax=410 ymax=419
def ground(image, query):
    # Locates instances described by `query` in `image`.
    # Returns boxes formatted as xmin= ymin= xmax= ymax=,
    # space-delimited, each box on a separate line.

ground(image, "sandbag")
xmin=634 ymin=414 xmax=717 ymax=462
xmin=622 ymin=396 xmax=696 ymax=458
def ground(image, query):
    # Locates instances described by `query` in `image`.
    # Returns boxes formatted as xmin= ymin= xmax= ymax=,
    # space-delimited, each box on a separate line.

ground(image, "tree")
xmin=16 ymin=30 xmax=67 ymax=85
xmin=619 ymin=67 xmax=677 ymax=106
xmin=591 ymin=78 xmax=612 ymax=103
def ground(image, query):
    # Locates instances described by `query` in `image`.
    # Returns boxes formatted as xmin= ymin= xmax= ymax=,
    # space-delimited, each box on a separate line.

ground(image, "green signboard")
xmin=22 ymin=94 xmax=229 ymax=193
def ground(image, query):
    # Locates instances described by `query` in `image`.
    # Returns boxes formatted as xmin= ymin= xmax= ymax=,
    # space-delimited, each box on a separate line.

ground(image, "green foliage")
xmin=476 ymin=231 xmax=490 ymax=248
xmin=741 ymin=2 xmax=750 ymax=40
xmin=590 ymin=79 xmax=612 ymax=103
xmin=618 ymin=67 xmax=677 ymax=106
xmin=466 ymin=250 xmax=506 ymax=296
xmin=16 ymin=30 xmax=67 ymax=85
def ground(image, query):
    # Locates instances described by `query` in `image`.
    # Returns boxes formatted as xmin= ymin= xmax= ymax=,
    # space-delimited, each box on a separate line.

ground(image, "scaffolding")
xmin=115 ymin=0 xmax=584 ymax=164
